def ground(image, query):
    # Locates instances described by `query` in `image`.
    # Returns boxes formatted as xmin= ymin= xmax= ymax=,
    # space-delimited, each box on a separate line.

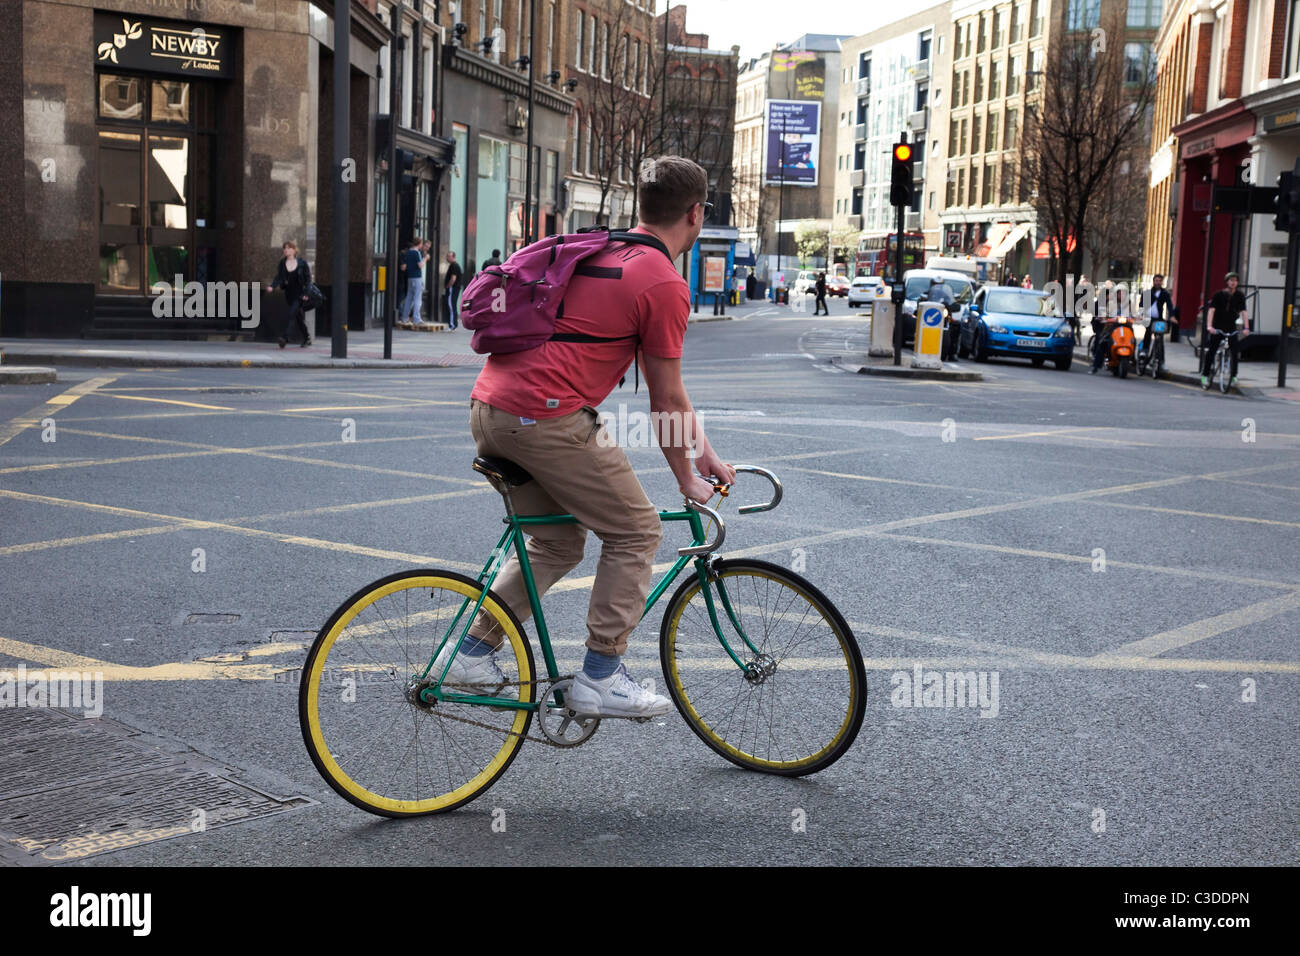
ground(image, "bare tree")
xmin=1026 ymin=6 xmax=1155 ymax=287
xmin=581 ymin=0 xmax=657 ymax=226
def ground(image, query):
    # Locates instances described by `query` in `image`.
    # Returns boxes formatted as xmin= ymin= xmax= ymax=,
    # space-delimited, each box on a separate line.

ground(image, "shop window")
xmin=150 ymin=80 xmax=189 ymax=124
xmin=99 ymin=74 xmax=143 ymax=121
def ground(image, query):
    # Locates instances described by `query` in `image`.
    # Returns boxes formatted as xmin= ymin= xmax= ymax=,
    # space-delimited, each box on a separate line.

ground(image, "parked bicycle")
xmin=299 ymin=461 xmax=867 ymax=817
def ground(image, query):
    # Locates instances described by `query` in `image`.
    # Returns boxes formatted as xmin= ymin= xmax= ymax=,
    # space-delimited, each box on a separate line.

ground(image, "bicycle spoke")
xmin=664 ymin=563 xmax=861 ymax=772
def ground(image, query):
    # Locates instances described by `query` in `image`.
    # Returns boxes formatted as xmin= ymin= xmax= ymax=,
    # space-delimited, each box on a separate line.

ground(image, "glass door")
xmin=97 ymin=74 xmax=206 ymax=296
xmin=147 ymin=133 xmax=190 ymax=289
xmin=98 ymin=130 xmax=144 ymax=293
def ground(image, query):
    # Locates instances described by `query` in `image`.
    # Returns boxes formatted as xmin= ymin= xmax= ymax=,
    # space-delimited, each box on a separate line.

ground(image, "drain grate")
xmin=0 ymin=708 xmax=312 ymax=866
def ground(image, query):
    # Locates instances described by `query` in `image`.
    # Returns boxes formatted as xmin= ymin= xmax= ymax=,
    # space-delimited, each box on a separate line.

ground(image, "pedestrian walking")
xmin=483 ymin=248 xmax=502 ymax=269
xmin=814 ymin=272 xmax=829 ymax=315
xmin=398 ymin=237 xmax=425 ymax=325
xmin=444 ymin=251 xmax=463 ymax=329
xmin=265 ymin=239 xmax=312 ymax=348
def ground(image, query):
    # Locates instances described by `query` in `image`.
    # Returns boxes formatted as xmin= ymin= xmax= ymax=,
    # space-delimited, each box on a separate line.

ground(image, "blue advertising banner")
xmin=764 ymin=100 xmax=821 ymax=187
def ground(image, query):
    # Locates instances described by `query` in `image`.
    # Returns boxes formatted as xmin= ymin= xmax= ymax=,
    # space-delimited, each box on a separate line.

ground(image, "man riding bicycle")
xmin=1137 ymin=273 xmax=1175 ymax=362
xmin=1201 ymin=272 xmax=1250 ymax=388
xmin=444 ymin=156 xmax=736 ymax=719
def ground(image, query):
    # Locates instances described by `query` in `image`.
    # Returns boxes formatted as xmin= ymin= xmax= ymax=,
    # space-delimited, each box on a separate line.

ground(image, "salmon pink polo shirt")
xmin=470 ymin=233 xmax=690 ymax=419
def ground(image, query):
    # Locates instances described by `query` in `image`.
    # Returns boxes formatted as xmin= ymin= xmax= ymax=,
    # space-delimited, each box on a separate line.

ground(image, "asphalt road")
xmin=1 ymin=311 xmax=1297 ymax=865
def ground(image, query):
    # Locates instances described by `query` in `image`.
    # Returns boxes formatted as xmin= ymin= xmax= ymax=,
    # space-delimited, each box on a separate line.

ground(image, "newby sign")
xmin=94 ymin=13 xmax=233 ymax=78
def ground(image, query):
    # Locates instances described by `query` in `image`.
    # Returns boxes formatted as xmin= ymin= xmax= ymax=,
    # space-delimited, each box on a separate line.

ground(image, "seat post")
xmin=500 ymin=486 xmax=517 ymax=518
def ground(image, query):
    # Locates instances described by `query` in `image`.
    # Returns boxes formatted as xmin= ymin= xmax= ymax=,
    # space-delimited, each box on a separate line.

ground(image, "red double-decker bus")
xmin=854 ymin=232 xmax=926 ymax=278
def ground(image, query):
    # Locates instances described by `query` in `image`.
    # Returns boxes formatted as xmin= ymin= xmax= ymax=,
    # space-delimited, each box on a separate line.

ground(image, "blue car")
xmin=960 ymin=286 xmax=1075 ymax=370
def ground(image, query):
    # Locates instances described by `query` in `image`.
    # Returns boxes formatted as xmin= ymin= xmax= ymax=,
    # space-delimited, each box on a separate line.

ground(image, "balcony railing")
xmin=908 ymin=108 xmax=928 ymax=131
xmin=853 ymin=123 xmax=867 ymax=142
xmin=850 ymin=169 xmax=865 ymax=187
xmin=855 ymin=76 xmax=871 ymax=97
xmin=911 ymin=59 xmax=930 ymax=82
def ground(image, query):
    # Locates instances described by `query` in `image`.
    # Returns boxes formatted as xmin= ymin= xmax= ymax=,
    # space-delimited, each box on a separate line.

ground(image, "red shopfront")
xmin=1169 ymin=103 xmax=1257 ymax=330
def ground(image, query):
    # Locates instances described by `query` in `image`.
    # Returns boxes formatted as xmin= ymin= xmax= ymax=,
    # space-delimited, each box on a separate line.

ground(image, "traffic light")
xmin=1277 ymin=170 xmax=1299 ymax=233
xmin=890 ymin=139 xmax=914 ymax=207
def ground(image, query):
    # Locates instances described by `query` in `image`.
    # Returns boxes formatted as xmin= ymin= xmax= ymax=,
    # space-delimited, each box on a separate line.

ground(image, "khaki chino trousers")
xmin=469 ymin=398 xmax=663 ymax=656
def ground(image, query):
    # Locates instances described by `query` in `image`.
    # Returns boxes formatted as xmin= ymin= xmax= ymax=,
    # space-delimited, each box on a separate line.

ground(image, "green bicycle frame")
xmin=421 ymin=507 xmax=763 ymax=709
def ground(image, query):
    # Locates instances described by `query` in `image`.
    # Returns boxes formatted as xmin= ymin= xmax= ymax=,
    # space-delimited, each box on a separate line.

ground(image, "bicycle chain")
xmin=422 ymin=673 xmax=654 ymax=747
xmin=422 ymin=674 xmax=580 ymax=749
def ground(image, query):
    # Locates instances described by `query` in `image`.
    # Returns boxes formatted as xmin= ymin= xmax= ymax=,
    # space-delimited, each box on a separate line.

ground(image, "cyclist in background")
xmin=1201 ymin=272 xmax=1250 ymax=388
xmin=447 ymin=156 xmax=736 ymax=718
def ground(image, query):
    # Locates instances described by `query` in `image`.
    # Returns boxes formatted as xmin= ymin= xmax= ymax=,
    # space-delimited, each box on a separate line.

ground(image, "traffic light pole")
xmin=890 ymin=132 xmax=910 ymax=366
xmin=1282 ymin=230 xmax=1297 ymax=389
xmin=892 ymin=193 xmax=904 ymax=366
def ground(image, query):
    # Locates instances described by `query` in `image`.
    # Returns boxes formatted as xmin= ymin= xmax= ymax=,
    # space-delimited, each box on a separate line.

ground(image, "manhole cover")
xmin=0 ymin=709 xmax=312 ymax=865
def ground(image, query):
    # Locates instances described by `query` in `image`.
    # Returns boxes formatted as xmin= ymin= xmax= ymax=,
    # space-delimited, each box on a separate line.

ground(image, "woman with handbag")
xmin=265 ymin=239 xmax=313 ymax=348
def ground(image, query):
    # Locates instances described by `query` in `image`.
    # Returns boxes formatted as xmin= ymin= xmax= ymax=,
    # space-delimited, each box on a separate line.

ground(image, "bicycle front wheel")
xmin=1217 ymin=348 xmax=1230 ymax=392
xmin=299 ymin=569 xmax=535 ymax=817
xmin=659 ymin=559 xmax=866 ymax=777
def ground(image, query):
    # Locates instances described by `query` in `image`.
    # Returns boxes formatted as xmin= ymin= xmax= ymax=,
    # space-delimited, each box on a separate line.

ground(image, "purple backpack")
xmin=459 ymin=228 xmax=671 ymax=355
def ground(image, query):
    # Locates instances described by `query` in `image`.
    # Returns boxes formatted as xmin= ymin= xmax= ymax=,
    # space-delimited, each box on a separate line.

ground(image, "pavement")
xmin=0 ymin=298 xmax=756 ymax=372
xmin=4 ymin=299 xmax=1297 ymax=401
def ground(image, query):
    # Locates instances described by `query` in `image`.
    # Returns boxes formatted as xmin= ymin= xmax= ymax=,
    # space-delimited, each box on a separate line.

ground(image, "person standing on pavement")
xmin=443 ymin=155 xmax=735 ymax=719
xmin=483 ymin=248 xmax=502 ymax=269
xmin=1201 ymin=271 xmax=1250 ymax=388
xmin=399 ymin=237 xmax=425 ymax=325
xmin=265 ymin=239 xmax=312 ymax=348
xmin=444 ymin=252 xmax=463 ymax=330
xmin=814 ymin=272 xmax=829 ymax=315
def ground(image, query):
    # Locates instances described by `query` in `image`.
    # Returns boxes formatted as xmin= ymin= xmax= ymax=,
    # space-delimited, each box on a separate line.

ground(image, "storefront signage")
xmin=1182 ymin=136 xmax=1215 ymax=158
xmin=94 ymin=13 xmax=233 ymax=78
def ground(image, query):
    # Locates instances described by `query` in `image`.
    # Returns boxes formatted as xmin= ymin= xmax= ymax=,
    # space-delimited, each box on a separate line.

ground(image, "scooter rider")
xmin=1089 ymin=281 xmax=1120 ymax=373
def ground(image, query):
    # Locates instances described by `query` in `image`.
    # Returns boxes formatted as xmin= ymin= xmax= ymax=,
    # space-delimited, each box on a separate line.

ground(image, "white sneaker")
xmin=432 ymin=640 xmax=507 ymax=694
xmin=568 ymin=663 xmax=672 ymax=718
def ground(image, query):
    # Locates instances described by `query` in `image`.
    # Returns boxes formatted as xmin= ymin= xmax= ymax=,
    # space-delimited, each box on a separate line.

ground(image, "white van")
xmin=924 ymin=256 xmax=980 ymax=281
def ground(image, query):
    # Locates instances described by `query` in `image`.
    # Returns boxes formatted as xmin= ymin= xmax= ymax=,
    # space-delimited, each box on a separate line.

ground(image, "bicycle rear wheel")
xmin=659 ymin=559 xmax=866 ymax=777
xmin=299 ymin=569 xmax=535 ymax=817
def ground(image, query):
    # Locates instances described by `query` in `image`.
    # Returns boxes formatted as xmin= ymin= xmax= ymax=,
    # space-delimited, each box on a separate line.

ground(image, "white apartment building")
xmin=832 ymin=3 xmax=952 ymax=269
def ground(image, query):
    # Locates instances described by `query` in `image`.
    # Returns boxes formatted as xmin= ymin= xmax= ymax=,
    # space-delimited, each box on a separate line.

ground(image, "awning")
xmin=1034 ymin=234 xmax=1078 ymax=259
xmin=989 ymin=222 xmax=1033 ymax=259
xmin=974 ymin=222 xmax=1013 ymax=257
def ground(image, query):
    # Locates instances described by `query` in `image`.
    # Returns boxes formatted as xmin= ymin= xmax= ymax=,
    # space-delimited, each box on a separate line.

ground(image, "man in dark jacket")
xmin=1201 ymin=272 xmax=1250 ymax=388
xmin=814 ymin=272 xmax=829 ymax=315
xmin=444 ymin=252 xmax=463 ymax=329
xmin=482 ymin=249 xmax=502 ymax=269
xmin=1137 ymin=273 xmax=1175 ymax=362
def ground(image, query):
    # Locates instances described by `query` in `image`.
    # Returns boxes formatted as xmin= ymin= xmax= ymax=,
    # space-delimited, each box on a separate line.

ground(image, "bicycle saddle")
xmin=473 ymin=456 xmax=534 ymax=487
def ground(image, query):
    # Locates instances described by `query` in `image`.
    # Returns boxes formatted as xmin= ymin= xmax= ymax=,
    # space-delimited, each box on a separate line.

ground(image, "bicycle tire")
xmin=299 ymin=569 xmax=535 ymax=817
xmin=1217 ymin=346 xmax=1230 ymax=393
xmin=659 ymin=559 xmax=866 ymax=777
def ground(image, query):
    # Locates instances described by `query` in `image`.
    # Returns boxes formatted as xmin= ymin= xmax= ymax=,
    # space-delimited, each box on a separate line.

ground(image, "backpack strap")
xmin=609 ymin=231 xmax=673 ymax=263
